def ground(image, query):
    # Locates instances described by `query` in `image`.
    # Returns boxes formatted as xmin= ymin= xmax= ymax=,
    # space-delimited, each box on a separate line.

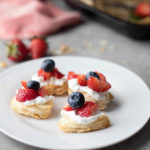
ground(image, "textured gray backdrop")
xmin=0 ymin=0 xmax=150 ymax=150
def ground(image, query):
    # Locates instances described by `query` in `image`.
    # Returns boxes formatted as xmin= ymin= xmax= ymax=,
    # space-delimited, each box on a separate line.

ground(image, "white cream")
xmin=24 ymin=95 xmax=55 ymax=106
xmin=68 ymin=79 xmax=108 ymax=100
xmin=61 ymin=109 xmax=103 ymax=124
xmin=31 ymin=73 xmax=66 ymax=87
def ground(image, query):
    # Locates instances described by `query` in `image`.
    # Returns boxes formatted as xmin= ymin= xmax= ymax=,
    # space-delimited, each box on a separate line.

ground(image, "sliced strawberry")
xmin=76 ymin=101 xmax=98 ymax=117
xmin=38 ymin=86 xmax=49 ymax=97
xmin=55 ymin=71 xmax=64 ymax=79
xmin=67 ymin=72 xmax=78 ymax=80
xmin=16 ymin=89 xmax=38 ymax=102
xmin=87 ymin=76 xmax=101 ymax=92
xmin=38 ymin=68 xmax=51 ymax=80
xmin=63 ymin=105 xmax=75 ymax=111
xmin=53 ymin=68 xmax=64 ymax=79
xmin=87 ymin=76 xmax=111 ymax=92
xmin=77 ymin=74 xmax=87 ymax=86
xmin=99 ymin=80 xmax=111 ymax=92
xmin=135 ymin=2 xmax=150 ymax=17
xmin=21 ymin=81 xmax=27 ymax=89
xmin=96 ymin=71 xmax=106 ymax=81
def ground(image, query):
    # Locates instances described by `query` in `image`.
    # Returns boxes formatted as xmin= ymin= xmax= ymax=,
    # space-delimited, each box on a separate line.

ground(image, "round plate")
xmin=0 ymin=56 xmax=150 ymax=150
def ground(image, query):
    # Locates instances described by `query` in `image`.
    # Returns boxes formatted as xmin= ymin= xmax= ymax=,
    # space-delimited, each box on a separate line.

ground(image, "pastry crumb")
xmin=99 ymin=40 xmax=108 ymax=52
xmin=0 ymin=61 xmax=8 ymax=68
xmin=109 ymin=45 xmax=116 ymax=51
xmin=1 ymin=83 xmax=6 ymax=87
xmin=99 ymin=47 xmax=106 ymax=52
xmin=0 ymin=83 xmax=6 ymax=87
xmin=100 ymin=40 xmax=108 ymax=47
xmin=83 ymin=40 xmax=93 ymax=50
xmin=53 ymin=44 xmax=74 ymax=55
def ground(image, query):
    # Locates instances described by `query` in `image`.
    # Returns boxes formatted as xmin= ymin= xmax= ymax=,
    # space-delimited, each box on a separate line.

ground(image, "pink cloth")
xmin=0 ymin=0 xmax=81 ymax=39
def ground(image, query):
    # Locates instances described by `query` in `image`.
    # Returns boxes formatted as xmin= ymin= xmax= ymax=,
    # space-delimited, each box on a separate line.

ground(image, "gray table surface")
xmin=0 ymin=1 xmax=150 ymax=150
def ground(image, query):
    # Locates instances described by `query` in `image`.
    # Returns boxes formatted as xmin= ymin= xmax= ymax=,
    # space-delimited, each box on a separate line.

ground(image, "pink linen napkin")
xmin=0 ymin=0 xmax=81 ymax=39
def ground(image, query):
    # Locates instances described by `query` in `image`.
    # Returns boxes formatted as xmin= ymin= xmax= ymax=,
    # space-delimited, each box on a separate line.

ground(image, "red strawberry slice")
xmin=87 ymin=76 xmax=111 ymax=92
xmin=135 ymin=2 xmax=150 ymax=17
xmin=55 ymin=71 xmax=64 ymax=79
xmin=77 ymin=74 xmax=87 ymax=86
xmin=53 ymin=68 xmax=64 ymax=79
xmin=76 ymin=101 xmax=98 ymax=117
xmin=67 ymin=72 xmax=78 ymax=80
xmin=38 ymin=68 xmax=51 ymax=80
xmin=96 ymin=71 xmax=106 ymax=81
xmin=63 ymin=105 xmax=75 ymax=111
xmin=38 ymin=86 xmax=49 ymax=97
xmin=21 ymin=81 xmax=27 ymax=89
xmin=16 ymin=89 xmax=38 ymax=102
xmin=99 ymin=80 xmax=111 ymax=92
xmin=87 ymin=76 xmax=101 ymax=92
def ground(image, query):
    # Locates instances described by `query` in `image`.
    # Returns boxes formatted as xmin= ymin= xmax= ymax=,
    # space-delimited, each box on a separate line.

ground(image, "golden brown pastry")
xmin=11 ymin=96 xmax=53 ymax=119
xmin=59 ymin=113 xmax=110 ymax=133
xmin=59 ymin=92 xmax=110 ymax=133
xmin=11 ymin=80 xmax=54 ymax=119
xmin=43 ymin=81 xmax=68 ymax=96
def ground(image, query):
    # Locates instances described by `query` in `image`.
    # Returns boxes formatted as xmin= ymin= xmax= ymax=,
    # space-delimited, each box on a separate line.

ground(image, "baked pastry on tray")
xmin=58 ymin=92 xmax=110 ymax=133
xmin=11 ymin=80 xmax=54 ymax=119
xmin=32 ymin=59 xmax=68 ymax=96
xmin=67 ymin=71 xmax=113 ymax=110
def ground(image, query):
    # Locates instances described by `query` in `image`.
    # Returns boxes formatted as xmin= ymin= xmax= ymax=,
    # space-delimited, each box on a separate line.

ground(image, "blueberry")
xmin=86 ymin=71 xmax=100 ymax=80
xmin=27 ymin=80 xmax=40 ymax=91
xmin=68 ymin=92 xmax=85 ymax=109
xmin=41 ymin=59 xmax=55 ymax=72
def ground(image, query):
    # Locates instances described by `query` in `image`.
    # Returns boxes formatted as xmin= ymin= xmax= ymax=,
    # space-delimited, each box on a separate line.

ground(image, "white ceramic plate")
xmin=0 ymin=56 xmax=150 ymax=150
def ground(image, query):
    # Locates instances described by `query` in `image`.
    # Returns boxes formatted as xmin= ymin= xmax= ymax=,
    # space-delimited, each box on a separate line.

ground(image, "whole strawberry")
xmin=135 ymin=2 xmax=150 ymax=18
xmin=7 ymin=39 xmax=28 ymax=62
xmin=30 ymin=37 xmax=47 ymax=59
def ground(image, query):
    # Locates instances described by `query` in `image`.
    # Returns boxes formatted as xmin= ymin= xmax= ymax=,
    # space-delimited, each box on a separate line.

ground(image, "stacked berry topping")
xmin=63 ymin=92 xmax=98 ymax=117
xmin=38 ymin=59 xmax=64 ymax=80
xmin=16 ymin=89 xmax=38 ymax=102
xmin=67 ymin=71 xmax=111 ymax=92
xmin=16 ymin=80 xmax=49 ymax=102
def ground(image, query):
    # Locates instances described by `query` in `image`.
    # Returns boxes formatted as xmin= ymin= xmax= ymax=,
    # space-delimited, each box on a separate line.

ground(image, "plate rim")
xmin=0 ymin=56 xmax=150 ymax=150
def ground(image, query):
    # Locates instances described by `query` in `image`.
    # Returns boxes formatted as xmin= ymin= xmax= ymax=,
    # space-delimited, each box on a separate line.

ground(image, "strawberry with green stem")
xmin=7 ymin=39 xmax=29 ymax=62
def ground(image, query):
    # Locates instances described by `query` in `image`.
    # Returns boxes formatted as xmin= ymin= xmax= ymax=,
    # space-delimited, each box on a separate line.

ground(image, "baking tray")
xmin=65 ymin=0 xmax=150 ymax=40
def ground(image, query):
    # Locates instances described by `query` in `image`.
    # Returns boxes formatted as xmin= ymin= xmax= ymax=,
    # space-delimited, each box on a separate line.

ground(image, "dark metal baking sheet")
xmin=65 ymin=0 xmax=150 ymax=40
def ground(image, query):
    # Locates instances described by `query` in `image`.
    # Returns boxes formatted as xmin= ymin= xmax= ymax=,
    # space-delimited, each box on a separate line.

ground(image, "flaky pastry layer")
xmin=44 ymin=81 xmax=68 ymax=96
xmin=11 ymin=97 xmax=53 ymax=119
xmin=58 ymin=114 xmax=110 ymax=133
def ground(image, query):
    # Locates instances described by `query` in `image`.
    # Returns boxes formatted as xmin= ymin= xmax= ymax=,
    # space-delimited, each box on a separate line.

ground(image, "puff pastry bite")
xmin=32 ymin=59 xmax=68 ymax=96
xmin=59 ymin=92 xmax=110 ymax=133
xmin=67 ymin=71 xmax=113 ymax=110
xmin=11 ymin=80 xmax=54 ymax=119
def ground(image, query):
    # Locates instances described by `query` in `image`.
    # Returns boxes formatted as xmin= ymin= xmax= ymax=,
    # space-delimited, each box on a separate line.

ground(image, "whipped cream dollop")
xmin=23 ymin=95 xmax=55 ymax=106
xmin=31 ymin=73 xmax=66 ymax=87
xmin=61 ymin=109 xmax=103 ymax=124
xmin=68 ymin=79 xmax=108 ymax=100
